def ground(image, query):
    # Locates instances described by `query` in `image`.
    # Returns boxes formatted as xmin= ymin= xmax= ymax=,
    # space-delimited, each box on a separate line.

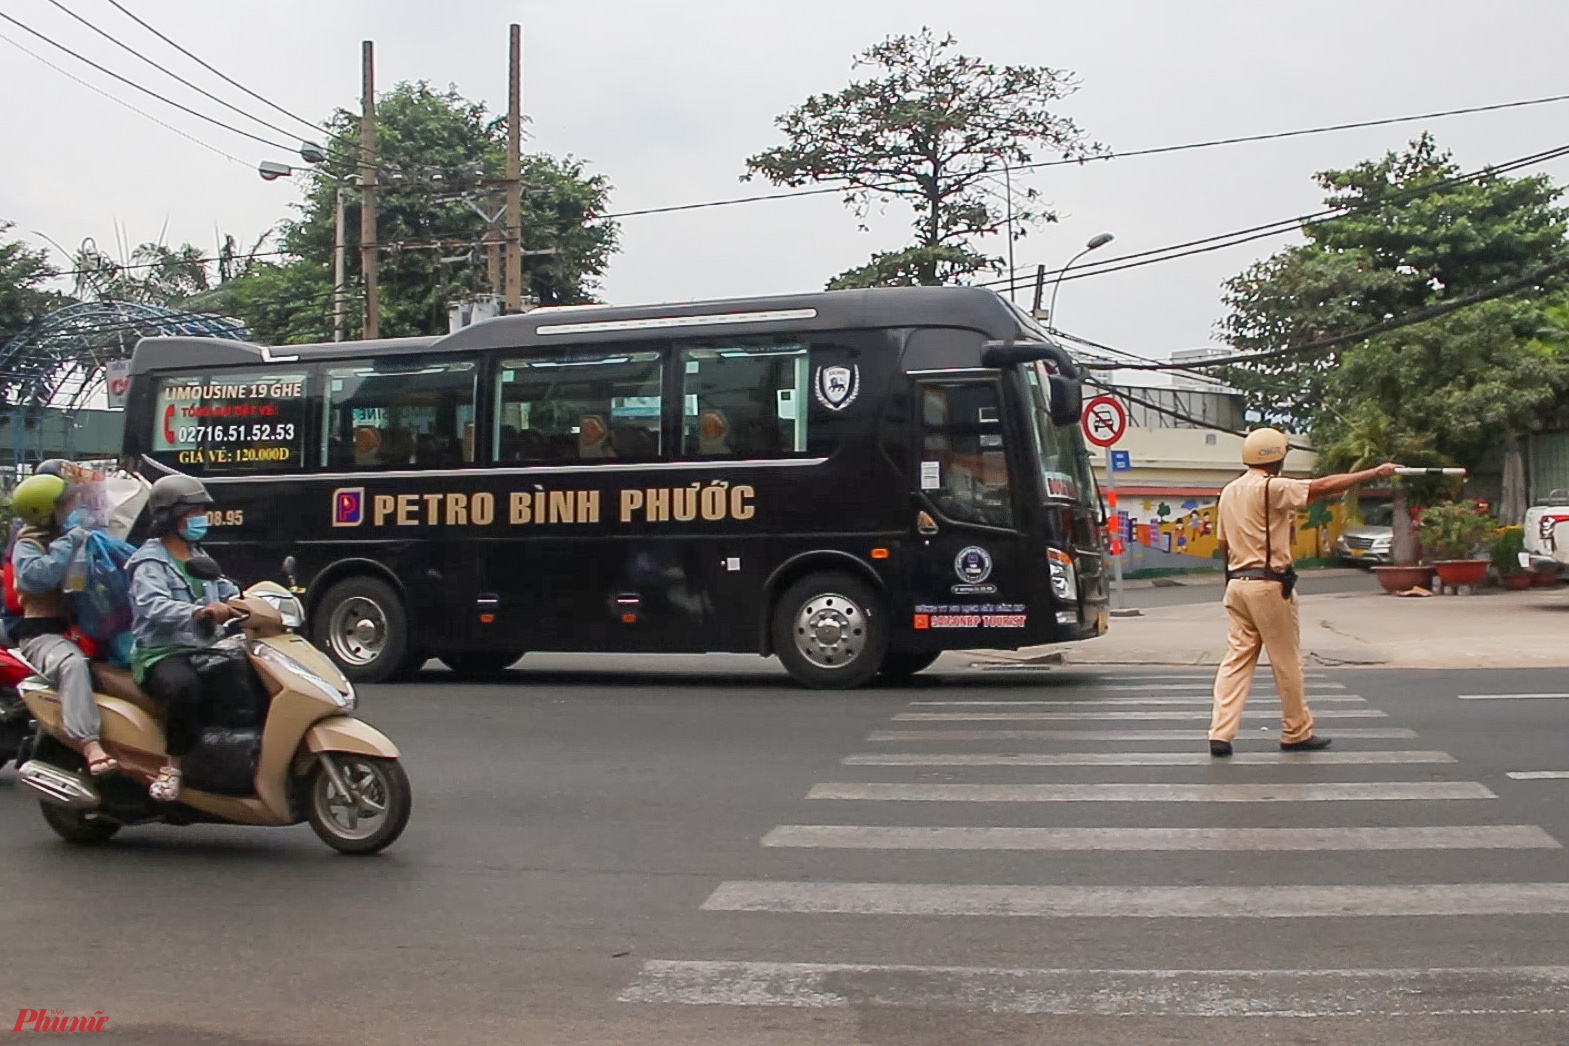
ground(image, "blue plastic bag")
xmin=65 ymin=530 xmax=137 ymax=665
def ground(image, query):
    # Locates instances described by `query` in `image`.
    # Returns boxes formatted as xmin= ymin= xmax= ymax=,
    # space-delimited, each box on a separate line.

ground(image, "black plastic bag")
xmin=190 ymin=645 xmax=269 ymax=729
xmin=182 ymin=726 xmax=260 ymax=797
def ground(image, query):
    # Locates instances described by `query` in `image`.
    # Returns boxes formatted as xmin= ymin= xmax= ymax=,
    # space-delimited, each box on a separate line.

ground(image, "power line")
xmin=0 ymin=28 xmax=245 ymax=166
xmin=100 ymin=0 xmax=329 ymax=140
xmin=39 ymin=0 xmax=310 ymax=145
xmin=982 ymin=141 xmax=1569 ymax=289
xmin=1075 ymin=251 xmax=1569 ymax=373
xmin=600 ymin=90 xmax=1569 ymax=220
xmin=0 ymin=8 xmax=296 ymax=152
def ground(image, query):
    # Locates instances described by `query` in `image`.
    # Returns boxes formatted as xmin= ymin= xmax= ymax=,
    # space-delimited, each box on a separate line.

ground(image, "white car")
xmin=1523 ymin=491 xmax=1569 ymax=574
xmin=1333 ymin=503 xmax=1394 ymax=565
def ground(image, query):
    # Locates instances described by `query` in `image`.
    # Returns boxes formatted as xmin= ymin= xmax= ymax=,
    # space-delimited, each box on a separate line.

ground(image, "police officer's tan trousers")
xmin=1209 ymin=578 xmax=1315 ymax=743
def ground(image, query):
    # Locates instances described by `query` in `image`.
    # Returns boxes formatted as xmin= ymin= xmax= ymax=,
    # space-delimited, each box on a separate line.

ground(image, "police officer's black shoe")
xmin=1280 ymin=736 xmax=1332 ymax=751
xmin=1209 ymin=740 xmax=1233 ymax=757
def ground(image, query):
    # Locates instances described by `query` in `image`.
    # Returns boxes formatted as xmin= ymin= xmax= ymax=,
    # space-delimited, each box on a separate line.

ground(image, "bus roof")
xmin=129 ymin=285 xmax=1045 ymax=374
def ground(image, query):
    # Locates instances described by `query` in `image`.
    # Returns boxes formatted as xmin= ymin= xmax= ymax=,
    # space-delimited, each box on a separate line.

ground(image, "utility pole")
xmin=332 ymin=185 xmax=347 ymax=342
xmin=360 ymin=40 xmax=379 ymax=340
xmin=485 ymin=228 xmax=502 ymax=295
xmin=504 ymin=24 xmax=523 ymax=312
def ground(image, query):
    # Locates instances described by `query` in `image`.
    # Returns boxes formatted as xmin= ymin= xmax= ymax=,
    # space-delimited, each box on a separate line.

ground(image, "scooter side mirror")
xmin=185 ymin=554 xmax=223 ymax=582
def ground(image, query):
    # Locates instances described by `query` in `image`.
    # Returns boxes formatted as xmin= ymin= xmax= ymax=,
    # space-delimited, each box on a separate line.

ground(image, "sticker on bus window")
xmin=920 ymin=460 xmax=941 ymax=490
xmin=150 ymin=371 xmax=308 ymax=471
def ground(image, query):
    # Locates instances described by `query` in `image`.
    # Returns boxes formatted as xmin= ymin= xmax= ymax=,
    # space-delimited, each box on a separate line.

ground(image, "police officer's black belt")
xmin=1226 ymin=568 xmax=1292 ymax=582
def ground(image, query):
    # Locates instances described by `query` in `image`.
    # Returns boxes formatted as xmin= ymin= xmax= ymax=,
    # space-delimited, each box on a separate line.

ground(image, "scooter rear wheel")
xmin=307 ymin=754 xmax=411 ymax=855
xmin=39 ymin=802 xmax=120 ymax=845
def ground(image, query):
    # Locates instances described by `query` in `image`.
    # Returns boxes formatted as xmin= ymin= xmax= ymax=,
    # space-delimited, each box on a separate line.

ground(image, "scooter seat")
xmin=90 ymin=662 xmax=160 ymax=719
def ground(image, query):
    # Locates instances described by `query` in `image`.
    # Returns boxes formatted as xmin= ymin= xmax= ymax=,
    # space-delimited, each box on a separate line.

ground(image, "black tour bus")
xmin=123 ymin=286 xmax=1108 ymax=688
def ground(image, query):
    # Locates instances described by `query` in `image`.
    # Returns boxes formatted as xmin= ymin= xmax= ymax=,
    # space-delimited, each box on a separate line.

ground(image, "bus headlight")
xmin=254 ymin=591 xmax=305 ymax=630
xmin=1047 ymin=547 xmax=1077 ymax=602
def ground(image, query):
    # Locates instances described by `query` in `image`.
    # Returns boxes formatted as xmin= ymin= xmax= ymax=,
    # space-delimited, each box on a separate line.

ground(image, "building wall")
xmin=1086 ymin=427 xmax=1347 ymax=571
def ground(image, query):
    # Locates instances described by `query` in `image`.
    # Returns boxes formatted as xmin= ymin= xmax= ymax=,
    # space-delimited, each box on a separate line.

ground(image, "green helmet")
xmin=11 ymin=474 xmax=68 ymax=527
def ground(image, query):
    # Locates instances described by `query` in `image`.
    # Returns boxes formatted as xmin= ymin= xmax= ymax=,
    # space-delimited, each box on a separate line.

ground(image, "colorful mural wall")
xmin=1113 ymin=495 xmax=1348 ymax=566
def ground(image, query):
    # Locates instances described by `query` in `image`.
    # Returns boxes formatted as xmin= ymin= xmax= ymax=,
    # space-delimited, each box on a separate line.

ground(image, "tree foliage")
xmin=745 ymin=29 xmax=1098 ymax=288
xmin=221 ymin=81 xmax=618 ymax=342
xmin=1219 ymin=135 xmax=1569 ymax=469
xmin=0 ymin=220 xmax=70 ymax=342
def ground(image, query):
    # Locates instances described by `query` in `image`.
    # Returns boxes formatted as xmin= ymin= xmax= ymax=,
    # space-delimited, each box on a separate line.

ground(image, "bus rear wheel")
xmin=314 ymin=576 xmax=410 ymax=684
xmin=772 ymin=571 xmax=888 ymax=690
xmin=439 ymin=651 xmax=524 ymax=679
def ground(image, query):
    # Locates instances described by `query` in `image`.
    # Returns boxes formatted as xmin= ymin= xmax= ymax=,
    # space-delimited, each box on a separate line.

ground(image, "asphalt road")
xmin=2 ymin=653 xmax=1567 ymax=1045
xmin=1120 ymin=567 xmax=1381 ymax=609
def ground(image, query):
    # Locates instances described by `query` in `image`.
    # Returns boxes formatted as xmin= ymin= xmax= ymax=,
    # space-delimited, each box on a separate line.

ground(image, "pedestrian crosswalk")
xmin=618 ymin=668 xmax=1569 ymax=1018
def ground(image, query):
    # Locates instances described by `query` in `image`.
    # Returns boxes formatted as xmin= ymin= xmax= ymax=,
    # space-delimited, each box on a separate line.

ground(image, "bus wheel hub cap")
xmin=795 ymin=593 xmax=864 ymax=669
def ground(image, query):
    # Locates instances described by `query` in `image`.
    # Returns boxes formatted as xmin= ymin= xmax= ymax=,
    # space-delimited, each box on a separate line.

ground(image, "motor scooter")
xmin=12 ymin=568 xmax=411 ymax=854
xmin=0 ymin=644 xmax=30 ymax=768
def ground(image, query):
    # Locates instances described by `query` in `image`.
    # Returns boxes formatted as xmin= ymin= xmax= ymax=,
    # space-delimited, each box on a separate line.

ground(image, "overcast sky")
xmin=3 ymin=0 xmax=1568 ymax=373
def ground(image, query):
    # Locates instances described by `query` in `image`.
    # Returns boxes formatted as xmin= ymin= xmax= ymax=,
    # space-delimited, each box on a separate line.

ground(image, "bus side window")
xmin=918 ymin=380 xmax=1013 ymax=528
xmin=678 ymin=341 xmax=810 ymax=458
xmin=321 ymin=360 xmax=477 ymax=470
xmin=493 ymin=349 xmax=663 ymax=464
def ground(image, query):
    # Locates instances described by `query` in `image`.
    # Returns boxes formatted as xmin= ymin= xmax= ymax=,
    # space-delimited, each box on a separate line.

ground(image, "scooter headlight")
xmin=249 ymin=642 xmax=355 ymax=709
xmin=253 ymin=591 xmax=305 ymax=630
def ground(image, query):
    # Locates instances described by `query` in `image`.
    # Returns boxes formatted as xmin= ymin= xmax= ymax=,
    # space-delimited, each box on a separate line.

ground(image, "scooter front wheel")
xmin=306 ymin=754 xmax=411 ymax=855
xmin=39 ymin=802 xmax=120 ymax=845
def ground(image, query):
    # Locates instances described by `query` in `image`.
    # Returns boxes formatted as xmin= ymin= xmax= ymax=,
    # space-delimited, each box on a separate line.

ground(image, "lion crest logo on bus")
xmin=814 ymin=364 xmax=859 ymax=411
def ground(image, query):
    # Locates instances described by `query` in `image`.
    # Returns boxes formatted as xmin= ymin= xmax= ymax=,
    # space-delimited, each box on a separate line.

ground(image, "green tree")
xmin=225 ymin=81 xmax=618 ymax=342
xmin=69 ymin=239 xmax=212 ymax=305
xmin=0 ymin=220 xmax=71 ymax=342
xmin=1219 ymin=135 xmax=1569 ymax=452
xmin=745 ymin=29 xmax=1098 ymax=288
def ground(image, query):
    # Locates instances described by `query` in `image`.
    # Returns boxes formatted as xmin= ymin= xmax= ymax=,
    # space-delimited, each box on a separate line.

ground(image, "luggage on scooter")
xmin=181 ymin=726 xmax=260 ymax=797
xmin=190 ymin=644 xmax=270 ymax=728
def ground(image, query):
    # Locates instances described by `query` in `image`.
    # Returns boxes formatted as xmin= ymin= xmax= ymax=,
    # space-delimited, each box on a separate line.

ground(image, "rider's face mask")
xmin=178 ymin=513 xmax=210 ymax=541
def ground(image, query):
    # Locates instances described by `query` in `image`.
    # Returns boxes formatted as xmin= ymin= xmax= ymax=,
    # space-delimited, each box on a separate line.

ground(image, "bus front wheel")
xmin=771 ymin=572 xmax=889 ymax=690
xmin=313 ymin=576 xmax=411 ymax=684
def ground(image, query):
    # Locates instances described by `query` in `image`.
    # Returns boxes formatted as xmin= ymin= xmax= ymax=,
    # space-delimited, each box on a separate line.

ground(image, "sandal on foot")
xmin=86 ymin=751 xmax=119 ymax=776
xmin=148 ymin=767 xmax=182 ymax=802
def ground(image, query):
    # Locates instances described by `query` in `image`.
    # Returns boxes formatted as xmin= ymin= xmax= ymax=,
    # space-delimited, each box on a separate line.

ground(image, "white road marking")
xmin=841 ymin=750 xmax=1455 ymax=767
xmin=894 ymin=709 xmax=1387 ymax=721
xmin=806 ymin=781 xmax=1495 ymax=802
xmin=907 ymin=696 xmax=1368 ymax=706
xmin=1508 ymin=770 xmax=1569 ymax=780
xmin=760 ymin=824 xmax=1559 ymax=851
xmin=867 ymin=728 xmax=1420 ymax=741
xmin=1098 ymin=682 xmax=1347 ymax=691
xmin=1093 ymin=672 xmax=1328 ymax=682
xmin=1458 ymin=693 xmax=1569 ymax=700
xmin=700 ymin=881 xmax=1569 ymax=918
xmin=618 ymin=960 xmax=1569 ymax=1016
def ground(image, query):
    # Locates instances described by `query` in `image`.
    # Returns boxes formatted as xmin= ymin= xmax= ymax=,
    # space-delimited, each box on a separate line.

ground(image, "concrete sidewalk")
xmin=988 ymin=584 xmax=1569 ymax=670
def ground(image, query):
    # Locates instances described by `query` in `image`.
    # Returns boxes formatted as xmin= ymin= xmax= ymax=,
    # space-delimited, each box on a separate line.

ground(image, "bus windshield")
xmin=1022 ymin=362 xmax=1097 ymax=503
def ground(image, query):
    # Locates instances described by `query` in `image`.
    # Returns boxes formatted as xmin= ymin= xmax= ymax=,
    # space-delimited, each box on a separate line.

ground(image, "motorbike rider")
xmin=8 ymin=462 xmax=116 ymax=775
xmin=127 ymin=475 xmax=238 ymax=801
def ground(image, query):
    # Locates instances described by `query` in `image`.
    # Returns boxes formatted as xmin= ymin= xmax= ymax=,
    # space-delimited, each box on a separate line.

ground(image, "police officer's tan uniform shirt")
xmin=1216 ymin=469 xmax=1311 ymax=571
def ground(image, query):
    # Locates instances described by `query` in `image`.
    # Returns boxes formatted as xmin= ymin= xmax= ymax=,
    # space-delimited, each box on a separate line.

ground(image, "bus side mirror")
xmin=1049 ymin=375 xmax=1083 ymax=427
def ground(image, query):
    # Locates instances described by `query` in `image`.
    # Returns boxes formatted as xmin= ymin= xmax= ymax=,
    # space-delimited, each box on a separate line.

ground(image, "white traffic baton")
xmin=1393 ymin=467 xmax=1467 ymax=476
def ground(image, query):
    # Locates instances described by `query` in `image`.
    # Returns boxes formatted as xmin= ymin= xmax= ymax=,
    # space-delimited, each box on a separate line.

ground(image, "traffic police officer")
xmin=1209 ymin=428 xmax=1399 ymax=757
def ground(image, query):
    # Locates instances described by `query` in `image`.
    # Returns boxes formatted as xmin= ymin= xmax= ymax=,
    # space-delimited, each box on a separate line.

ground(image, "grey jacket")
xmin=127 ymin=539 xmax=239 ymax=650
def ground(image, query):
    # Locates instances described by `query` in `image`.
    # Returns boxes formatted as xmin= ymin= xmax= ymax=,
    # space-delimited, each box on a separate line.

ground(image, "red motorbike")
xmin=0 ymin=644 xmax=33 ymax=768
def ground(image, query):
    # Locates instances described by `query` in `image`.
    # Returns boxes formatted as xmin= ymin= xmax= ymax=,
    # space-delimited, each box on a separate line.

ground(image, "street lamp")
xmin=257 ymin=155 xmax=356 ymax=343
xmin=1046 ymin=232 xmax=1115 ymax=328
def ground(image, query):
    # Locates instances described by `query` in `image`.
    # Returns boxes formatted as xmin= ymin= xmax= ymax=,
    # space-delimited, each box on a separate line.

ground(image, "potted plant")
xmin=1491 ymin=525 xmax=1533 ymax=590
xmin=1419 ymin=500 xmax=1497 ymax=590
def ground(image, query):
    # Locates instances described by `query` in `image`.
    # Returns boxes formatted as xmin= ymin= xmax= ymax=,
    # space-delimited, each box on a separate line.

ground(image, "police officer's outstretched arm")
xmin=1306 ymin=462 xmax=1401 ymax=502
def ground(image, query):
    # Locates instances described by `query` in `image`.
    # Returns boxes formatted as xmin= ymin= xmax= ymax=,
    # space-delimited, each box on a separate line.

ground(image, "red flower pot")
xmin=1371 ymin=565 xmax=1436 ymax=594
xmin=1432 ymin=559 xmax=1489 ymax=589
xmin=1533 ymin=569 xmax=1560 ymax=587
xmin=1502 ymin=572 xmax=1535 ymax=591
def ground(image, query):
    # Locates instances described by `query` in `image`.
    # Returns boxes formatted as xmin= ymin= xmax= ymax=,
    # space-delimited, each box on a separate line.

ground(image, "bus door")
xmin=905 ymin=376 xmax=1031 ymax=638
